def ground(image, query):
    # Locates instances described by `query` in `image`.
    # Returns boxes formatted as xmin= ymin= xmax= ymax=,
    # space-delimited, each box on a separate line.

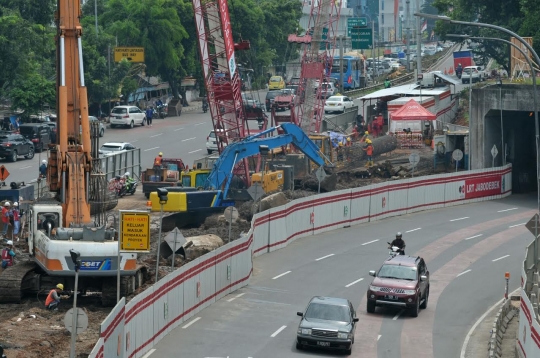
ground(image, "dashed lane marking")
xmin=492 ymin=254 xmax=510 ymax=262
xmin=270 ymin=325 xmax=287 ymax=337
xmin=457 ymin=269 xmax=471 ymax=277
xmin=143 ymin=147 xmax=159 ymax=152
xmin=378 ymin=335 xmax=381 ymax=341
xmin=498 ymin=208 xmax=518 ymax=212
xmin=182 ymin=317 xmax=201 ymax=329
xmin=272 ymin=271 xmax=291 ymax=280
xmin=19 ymin=166 xmax=32 ymax=169
xmin=345 ymin=278 xmax=364 ymax=288
xmin=227 ymin=293 xmax=245 ymax=302
xmin=174 ymin=127 xmax=184 ymax=131
xmin=141 ymin=349 xmax=156 ymax=358
xmin=464 ymin=234 xmax=483 ymax=241
xmin=509 ymin=222 xmax=526 ymax=228
xmin=362 ymin=239 xmax=379 ymax=246
xmin=195 ymin=122 xmax=205 ymax=126
xmin=189 ymin=149 xmax=202 ymax=154
xmin=315 ymin=254 xmax=334 ymax=261
xmin=450 ymin=217 xmax=469 ymax=222
xmin=150 ymin=133 xmax=163 ymax=138
xmin=393 ymin=310 xmax=404 ymax=320
xmin=182 ymin=137 xmax=196 ymax=142
xmin=406 ymin=228 xmax=421 ymax=233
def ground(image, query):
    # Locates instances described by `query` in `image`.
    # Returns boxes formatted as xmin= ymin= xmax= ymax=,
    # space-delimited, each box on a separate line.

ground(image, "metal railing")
xmin=345 ymin=72 xmax=415 ymax=98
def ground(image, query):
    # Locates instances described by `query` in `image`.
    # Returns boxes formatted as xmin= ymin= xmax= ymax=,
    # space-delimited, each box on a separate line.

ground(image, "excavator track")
xmin=0 ymin=262 xmax=39 ymax=304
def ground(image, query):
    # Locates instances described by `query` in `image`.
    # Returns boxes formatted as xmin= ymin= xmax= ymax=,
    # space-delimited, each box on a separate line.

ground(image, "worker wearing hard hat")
xmin=11 ymin=202 xmax=21 ymax=241
xmin=153 ymin=152 xmax=164 ymax=180
xmin=363 ymin=139 xmax=374 ymax=167
xmin=39 ymin=159 xmax=47 ymax=179
xmin=1 ymin=240 xmax=15 ymax=270
xmin=1 ymin=202 xmax=10 ymax=239
xmin=360 ymin=131 xmax=371 ymax=143
xmin=45 ymin=283 xmax=70 ymax=311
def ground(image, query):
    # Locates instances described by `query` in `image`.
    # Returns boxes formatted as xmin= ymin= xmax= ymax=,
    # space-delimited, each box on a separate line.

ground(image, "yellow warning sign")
xmin=120 ymin=211 xmax=150 ymax=252
xmin=114 ymin=47 xmax=145 ymax=63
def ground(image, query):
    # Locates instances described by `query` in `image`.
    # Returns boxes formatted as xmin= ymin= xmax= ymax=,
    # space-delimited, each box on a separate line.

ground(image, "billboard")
xmin=510 ymin=37 xmax=534 ymax=78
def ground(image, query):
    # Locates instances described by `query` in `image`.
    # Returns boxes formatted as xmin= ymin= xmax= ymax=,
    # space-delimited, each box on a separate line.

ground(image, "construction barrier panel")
xmin=91 ymin=164 xmax=513 ymax=357
xmin=518 ymin=241 xmax=540 ymax=357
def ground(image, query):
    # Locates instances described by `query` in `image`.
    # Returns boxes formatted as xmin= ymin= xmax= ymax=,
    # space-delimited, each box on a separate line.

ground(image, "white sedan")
xmin=324 ymin=95 xmax=355 ymax=114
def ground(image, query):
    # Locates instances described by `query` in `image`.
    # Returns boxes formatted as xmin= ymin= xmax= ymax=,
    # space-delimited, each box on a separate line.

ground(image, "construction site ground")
xmin=0 ymin=141 xmax=458 ymax=357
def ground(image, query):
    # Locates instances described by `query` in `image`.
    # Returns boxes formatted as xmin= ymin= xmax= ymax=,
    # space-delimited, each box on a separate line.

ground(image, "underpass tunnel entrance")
xmin=485 ymin=109 xmax=537 ymax=193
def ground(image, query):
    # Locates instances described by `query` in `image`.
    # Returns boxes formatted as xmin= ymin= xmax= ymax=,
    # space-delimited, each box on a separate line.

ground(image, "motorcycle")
xmin=118 ymin=180 xmax=138 ymax=197
xmin=387 ymin=242 xmax=403 ymax=258
xmin=156 ymin=104 xmax=167 ymax=119
xmin=202 ymin=100 xmax=208 ymax=113
xmin=456 ymin=68 xmax=463 ymax=79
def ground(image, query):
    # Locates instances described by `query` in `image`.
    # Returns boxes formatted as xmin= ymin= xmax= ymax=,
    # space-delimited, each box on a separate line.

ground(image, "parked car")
xmin=89 ymin=116 xmax=106 ymax=137
xmin=324 ymin=95 xmax=355 ymax=114
xmin=0 ymin=133 xmax=35 ymax=162
xmin=296 ymin=296 xmax=359 ymax=354
xmin=286 ymin=85 xmax=299 ymax=95
xmin=268 ymin=75 xmax=286 ymax=90
xmin=265 ymin=91 xmax=282 ymax=111
xmin=287 ymin=77 xmax=301 ymax=86
xmin=273 ymin=90 xmax=295 ymax=111
xmin=44 ymin=122 xmax=57 ymax=143
xmin=241 ymin=93 xmax=265 ymax=111
xmin=367 ymin=255 xmax=430 ymax=317
xmin=318 ymin=82 xmax=336 ymax=99
xmin=462 ymin=66 xmax=480 ymax=84
xmin=109 ymin=106 xmax=146 ymax=128
xmin=18 ymin=123 xmax=51 ymax=153
xmin=99 ymin=142 xmax=136 ymax=155
xmin=205 ymin=130 xmax=229 ymax=154
xmin=474 ymin=65 xmax=489 ymax=81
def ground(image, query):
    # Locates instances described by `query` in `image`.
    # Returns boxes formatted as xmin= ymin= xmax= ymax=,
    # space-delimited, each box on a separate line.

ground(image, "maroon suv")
xmin=366 ymin=255 xmax=430 ymax=317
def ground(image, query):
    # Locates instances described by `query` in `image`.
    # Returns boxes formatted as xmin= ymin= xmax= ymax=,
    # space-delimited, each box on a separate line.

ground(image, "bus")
xmin=329 ymin=56 xmax=364 ymax=90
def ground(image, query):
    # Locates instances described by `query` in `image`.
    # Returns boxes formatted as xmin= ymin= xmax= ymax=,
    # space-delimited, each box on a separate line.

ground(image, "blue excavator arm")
xmin=205 ymin=123 xmax=327 ymax=206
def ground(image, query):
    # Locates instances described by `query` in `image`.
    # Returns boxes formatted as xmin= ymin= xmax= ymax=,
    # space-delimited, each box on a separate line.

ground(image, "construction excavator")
xmin=0 ymin=0 xmax=145 ymax=306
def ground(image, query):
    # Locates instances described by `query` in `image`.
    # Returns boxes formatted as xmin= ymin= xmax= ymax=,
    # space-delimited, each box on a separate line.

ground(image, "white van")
xmin=462 ymin=66 xmax=480 ymax=84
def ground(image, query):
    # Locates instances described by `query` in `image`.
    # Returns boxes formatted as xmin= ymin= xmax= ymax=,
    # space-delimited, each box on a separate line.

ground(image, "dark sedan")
xmin=296 ymin=296 xmax=359 ymax=354
xmin=0 ymin=133 xmax=35 ymax=162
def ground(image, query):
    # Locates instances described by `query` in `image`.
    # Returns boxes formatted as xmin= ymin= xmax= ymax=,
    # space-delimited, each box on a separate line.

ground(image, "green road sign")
xmin=347 ymin=17 xmax=368 ymax=36
xmin=351 ymin=28 xmax=373 ymax=50
xmin=319 ymin=27 xmax=329 ymax=50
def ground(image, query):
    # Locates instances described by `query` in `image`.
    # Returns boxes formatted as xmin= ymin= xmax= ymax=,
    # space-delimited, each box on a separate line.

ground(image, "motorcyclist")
xmin=456 ymin=63 xmax=463 ymax=78
xmin=389 ymin=232 xmax=406 ymax=255
xmin=202 ymin=97 xmax=208 ymax=113
xmin=124 ymin=172 xmax=136 ymax=192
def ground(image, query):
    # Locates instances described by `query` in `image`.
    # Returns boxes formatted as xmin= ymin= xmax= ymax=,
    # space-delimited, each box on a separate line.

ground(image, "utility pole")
xmin=94 ymin=0 xmax=98 ymax=37
xmin=416 ymin=0 xmax=422 ymax=73
xmin=405 ymin=0 xmax=411 ymax=71
xmin=339 ymin=35 xmax=344 ymax=91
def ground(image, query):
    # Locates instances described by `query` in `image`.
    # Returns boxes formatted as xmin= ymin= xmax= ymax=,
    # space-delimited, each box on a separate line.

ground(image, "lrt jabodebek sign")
xmin=457 ymin=175 xmax=505 ymax=199
xmin=120 ymin=212 xmax=150 ymax=252
xmin=217 ymin=0 xmax=237 ymax=76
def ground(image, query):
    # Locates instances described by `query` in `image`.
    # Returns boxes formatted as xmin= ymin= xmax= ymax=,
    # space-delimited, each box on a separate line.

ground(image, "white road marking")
xmin=182 ymin=317 xmax=201 ymax=329
xmin=189 ymin=149 xmax=202 ymax=154
xmin=143 ymin=147 xmax=159 ymax=152
xmin=406 ymin=228 xmax=421 ymax=233
xmin=270 ymin=325 xmax=287 ymax=337
xmin=362 ymin=239 xmax=379 ymax=246
xmin=498 ymin=208 xmax=518 ymax=213
xmin=509 ymin=222 xmax=526 ymax=228
xmin=464 ymin=234 xmax=483 ymax=241
xmin=378 ymin=335 xmax=382 ymax=341
xmin=457 ymin=269 xmax=471 ymax=277
xmin=227 ymin=293 xmax=245 ymax=302
xmin=492 ymin=255 xmax=510 ymax=262
xmin=392 ymin=310 xmax=404 ymax=320
xmin=450 ymin=217 xmax=469 ymax=222
xmin=141 ymin=349 xmax=156 ymax=358
xmin=195 ymin=122 xmax=205 ymax=126
xmin=460 ymin=288 xmax=520 ymax=358
xmin=315 ymin=254 xmax=335 ymax=261
xmin=131 ymin=140 xmax=138 ymax=143
xmin=19 ymin=166 xmax=32 ymax=169
xmin=345 ymin=278 xmax=364 ymax=288
xmin=150 ymin=133 xmax=163 ymax=138
xmin=174 ymin=127 xmax=184 ymax=131
xmin=182 ymin=137 xmax=196 ymax=142
xmin=29 ymin=179 xmax=36 ymax=183
xmin=272 ymin=271 xmax=291 ymax=280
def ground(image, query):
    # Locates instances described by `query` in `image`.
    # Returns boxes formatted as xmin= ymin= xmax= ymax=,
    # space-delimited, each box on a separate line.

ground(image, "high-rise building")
xmin=379 ymin=0 xmax=423 ymax=42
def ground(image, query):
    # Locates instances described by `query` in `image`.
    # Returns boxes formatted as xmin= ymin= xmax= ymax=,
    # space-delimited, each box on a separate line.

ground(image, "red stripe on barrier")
xmin=522 ymin=299 xmax=532 ymax=325
xmin=531 ymin=325 xmax=540 ymax=348
xmin=101 ymin=306 xmax=125 ymax=340
xmin=128 ymin=268 xmax=253 ymax=358
xmin=125 ymin=236 xmax=253 ymax=324
xmin=518 ymin=338 xmax=528 ymax=358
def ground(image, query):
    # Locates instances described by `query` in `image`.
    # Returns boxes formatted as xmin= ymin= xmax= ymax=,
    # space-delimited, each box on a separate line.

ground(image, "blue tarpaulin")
xmin=328 ymin=131 xmax=347 ymax=148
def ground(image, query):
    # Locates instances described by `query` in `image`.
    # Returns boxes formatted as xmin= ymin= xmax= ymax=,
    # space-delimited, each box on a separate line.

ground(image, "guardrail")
xmin=345 ymin=72 xmax=415 ymax=98
xmin=518 ymin=236 xmax=540 ymax=357
xmin=488 ymin=297 xmax=519 ymax=357
xmin=89 ymin=165 xmax=512 ymax=358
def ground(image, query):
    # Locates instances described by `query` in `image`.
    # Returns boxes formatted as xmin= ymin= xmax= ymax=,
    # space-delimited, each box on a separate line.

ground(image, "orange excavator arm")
xmin=47 ymin=0 xmax=92 ymax=227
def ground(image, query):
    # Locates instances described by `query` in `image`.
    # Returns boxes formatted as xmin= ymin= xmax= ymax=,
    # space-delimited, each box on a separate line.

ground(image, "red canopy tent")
xmin=389 ymin=98 xmax=436 ymax=120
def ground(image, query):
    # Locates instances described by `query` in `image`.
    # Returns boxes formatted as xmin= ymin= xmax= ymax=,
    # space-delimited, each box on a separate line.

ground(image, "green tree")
xmin=0 ymin=0 xmax=55 ymax=25
xmin=9 ymin=62 xmax=55 ymax=120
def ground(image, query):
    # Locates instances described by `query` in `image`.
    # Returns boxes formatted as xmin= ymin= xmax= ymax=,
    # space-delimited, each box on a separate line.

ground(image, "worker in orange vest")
xmin=373 ymin=113 xmax=384 ymax=137
xmin=45 ymin=283 xmax=69 ymax=311
xmin=345 ymin=137 xmax=352 ymax=161
xmin=153 ymin=152 xmax=163 ymax=180
xmin=360 ymin=131 xmax=370 ymax=143
xmin=363 ymin=139 xmax=374 ymax=167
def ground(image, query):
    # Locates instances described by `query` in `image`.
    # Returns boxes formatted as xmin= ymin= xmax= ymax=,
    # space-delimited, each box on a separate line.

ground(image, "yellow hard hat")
xmin=158 ymin=152 xmax=163 ymax=156
xmin=366 ymin=139 xmax=372 ymax=144
xmin=56 ymin=283 xmax=64 ymax=290
xmin=339 ymin=142 xmax=343 ymax=147
xmin=365 ymin=131 xmax=369 ymax=135
xmin=347 ymin=137 xmax=351 ymax=142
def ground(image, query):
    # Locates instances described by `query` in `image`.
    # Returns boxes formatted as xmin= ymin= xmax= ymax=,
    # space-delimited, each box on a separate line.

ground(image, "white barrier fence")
xmin=90 ymin=165 xmax=512 ymax=358
xmin=518 ymin=243 xmax=540 ymax=356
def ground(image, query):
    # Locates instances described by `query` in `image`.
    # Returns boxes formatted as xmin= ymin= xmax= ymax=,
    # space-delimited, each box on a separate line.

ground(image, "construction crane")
xmin=288 ymin=0 xmax=342 ymax=133
xmin=0 ymin=0 xmax=144 ymax=306
xmin=192 ymin=0 xmax=260 ymax=186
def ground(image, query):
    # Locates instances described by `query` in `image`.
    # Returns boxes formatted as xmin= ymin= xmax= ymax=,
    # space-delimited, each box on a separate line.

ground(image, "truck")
xmin=141 ymin=157 xmax=187 ymax=198
xmin=0 ymin=0 xmax=145 ymax=306
xmin=148 ymin=123 xmax=331 ymax=230
xmin=453 ymin=50 xmax=473 ymax=72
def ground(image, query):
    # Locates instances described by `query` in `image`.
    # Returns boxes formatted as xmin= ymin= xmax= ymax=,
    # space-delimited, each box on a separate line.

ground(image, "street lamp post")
xmin=417 ymin=13 xmax=540 ymax=215
xmin=496 ymin=76 xmax=504 ymax=165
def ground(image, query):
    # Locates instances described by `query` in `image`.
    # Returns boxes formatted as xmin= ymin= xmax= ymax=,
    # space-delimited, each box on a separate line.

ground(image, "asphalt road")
xmin=1 ymin=110 xmax=215 ymax=185
xmin=145 ymin=193 xmax=535 ymax=358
